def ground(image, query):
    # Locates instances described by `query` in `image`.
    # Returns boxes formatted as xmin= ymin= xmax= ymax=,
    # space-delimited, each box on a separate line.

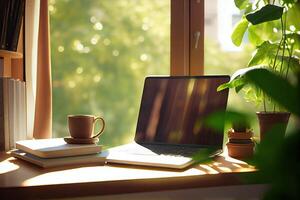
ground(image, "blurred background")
xmin=49 ymin=0 xmax=265 ymax=148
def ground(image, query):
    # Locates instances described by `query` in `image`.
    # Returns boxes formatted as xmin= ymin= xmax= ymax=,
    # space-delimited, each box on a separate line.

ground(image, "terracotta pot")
xmin=227 ymin=129 xmax=254 ymax=159
xmin=228 ymin=129 xmax=253 ymax=140
xmin=227 ymin=142 xmax=254 ymax=158
xmin=256 ymin=112 xmax=290 ymax=140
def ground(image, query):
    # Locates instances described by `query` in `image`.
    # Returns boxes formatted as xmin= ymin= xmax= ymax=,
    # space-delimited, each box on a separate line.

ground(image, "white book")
xmin=13 ymin=79 xmax=18 ymax=148
xmin=16 ymin=138 xmax=103 ymax=158
xmin=12 ymin=149 xmax=106 ymax=168
xmin=20 ymin=81 xmax=27 ymax=140
xmin=8 ymin=79 xmax=15 ymax=149
xmin=15 ymin=80 xmax=21 ymax=143
xmin=3 ymin=78 xmax=10 ymax=151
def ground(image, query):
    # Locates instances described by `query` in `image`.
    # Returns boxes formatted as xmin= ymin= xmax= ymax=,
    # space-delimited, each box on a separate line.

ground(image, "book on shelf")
xmin=12 ymin=149 xmax=107 ymax=168
xmin=0 ymin=77 xmax=27 ymax=151
xmin=16 ymin=138 xmax=103 ymax=158
xmin=0 ymin=0 xmax=25 ymax=51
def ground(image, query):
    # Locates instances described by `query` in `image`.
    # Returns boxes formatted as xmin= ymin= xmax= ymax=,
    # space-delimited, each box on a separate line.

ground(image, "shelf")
xmin=0 ymin=49 xmax=23 ymax=59
xmin=0 ymin=50 xmax=23 ymax=78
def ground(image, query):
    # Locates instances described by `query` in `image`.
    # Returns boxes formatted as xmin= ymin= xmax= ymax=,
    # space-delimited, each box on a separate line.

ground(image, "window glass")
xmin=49 ymin=0 xmax=170 ymax=147
xmin=204 ymin=0 xmax=258 ymax=133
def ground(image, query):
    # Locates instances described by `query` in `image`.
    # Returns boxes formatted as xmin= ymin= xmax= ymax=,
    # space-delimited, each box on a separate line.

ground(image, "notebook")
xmin=15 ymin=138 xmax=102 ymax=158
xmin=105 ymin=76 xmax=230 ymax=169
xmin=12 ymin=149 xmax=106 ymax=168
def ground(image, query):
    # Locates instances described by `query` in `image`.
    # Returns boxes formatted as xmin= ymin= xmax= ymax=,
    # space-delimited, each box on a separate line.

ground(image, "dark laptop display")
xmin=135 ymin=76 xmax=230 ymax=147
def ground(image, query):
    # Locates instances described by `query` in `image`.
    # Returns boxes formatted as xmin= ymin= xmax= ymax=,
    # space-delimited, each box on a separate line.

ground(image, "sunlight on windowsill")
xmin=0 ymin=157 xmax=20 ymax=174
xmin=21 ymin=155 xmax=255 ymax=187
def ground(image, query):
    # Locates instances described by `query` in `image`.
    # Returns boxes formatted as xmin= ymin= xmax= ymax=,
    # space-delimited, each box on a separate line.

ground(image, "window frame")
xmin=171 ymin=0 xmax=204 ymax=76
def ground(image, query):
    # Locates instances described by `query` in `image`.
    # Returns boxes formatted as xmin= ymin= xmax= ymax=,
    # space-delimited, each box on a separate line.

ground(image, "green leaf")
xmin=278 ymin=55 xmax=300 ymax=72
xmin=234 ymin=0 xmax=249 ymax=9
xmin=247 ymin=20 xmax=281 ymax=46
xmin=235 ymin=82 xmax=246 ymax=93
xmin=217 ymin=82 xmax=231 ymax=91
xmin=248 ymin=41 xmax=278 ymax=67
xmin=231 ymin=65 xmax=266 ymax=80
xmin=204 ymin=110 xmax=252 ymax=132
xmin=288 ymin=57 xmax=300 ymax=72
xmin=248 ymin=25 xmax=264 ymax=46
xmin=246 ymin=4 xmax=284 ymax=25
xmin=231 ymin=18 xmax=249 ymax=46
xmin=252 ymin=127 xmax=300 ymax=199
xmin=243 ymin=85 xmax=264 ymax=106
xmin=217 ymin=66 xmax=266 ymax=93
xmin=217 ymin=77 xmax=246 ymax=92
xmin=245 ymin=68 xmax=300 ymax=116
xmin=192 ymin=147 xmax=218 ymax=165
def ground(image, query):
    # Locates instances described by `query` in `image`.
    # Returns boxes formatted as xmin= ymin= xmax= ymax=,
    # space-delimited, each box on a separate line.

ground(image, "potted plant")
xmin=218 ymin=0 xmax=300 ymax=140
xmin=227 ymin=118 xmax=255 ymax=159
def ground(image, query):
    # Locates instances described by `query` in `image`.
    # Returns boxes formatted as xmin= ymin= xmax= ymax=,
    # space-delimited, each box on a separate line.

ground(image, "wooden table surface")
xmin=0 ymin=151 xmax=257 ymax=199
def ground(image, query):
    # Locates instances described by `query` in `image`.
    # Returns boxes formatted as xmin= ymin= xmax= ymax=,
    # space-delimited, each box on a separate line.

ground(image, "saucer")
xmin=64 ymin=137 xmax=99 ymax=144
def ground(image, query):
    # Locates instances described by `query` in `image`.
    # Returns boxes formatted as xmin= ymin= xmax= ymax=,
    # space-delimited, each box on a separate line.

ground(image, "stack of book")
xmin=12 ymin=138 xmax=107 ymax=168
xmin=0 ymin=0 xmax=25 ymax=51
xmin=0 ymin=76 xmax=27 ymax=151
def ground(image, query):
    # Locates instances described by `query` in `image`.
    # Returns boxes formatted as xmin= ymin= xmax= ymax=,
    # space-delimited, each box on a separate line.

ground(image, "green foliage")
xmin=204 ymin=110 xmax=252 ymax=132
xmin=286 ymin=2 xmax=300 ymax=30
xmin=217 ymin=65 xmax=300 ymax=200
xmin=209 ymin=61 xmax=300 ymax=199
xmin=218 ymin=67 xmax=300 ymax=114
xmin=248 ymin=41 xmax=278 ymax=66
xmin=245 ymin=68 xmax=300 ymax=116
xmin=234 ymin=0 xmax=249 ymax=9
xmin=246 ymin=4 xmax=284 ymax=25
xmin=286 ymin=33 xmax=300 ymax=51
xmin=251 ymin=126 xmax=300 ymax=200
xmin=217 ymin=65 xmax=264 ymax=91
xmin=231 ymin=18 xmax=249 ymax=46
xmin=50 ymin=0 xmax=170 ymax=147
xmin=227 ymin=0 xmax=300 ymax=111
xmin=236 ymin=42 xmax=300 ymax=200
xmin=192 ymin=147 xmax=219 ymax=165
xmin=282 ymin=0 xmax=299 ymax=5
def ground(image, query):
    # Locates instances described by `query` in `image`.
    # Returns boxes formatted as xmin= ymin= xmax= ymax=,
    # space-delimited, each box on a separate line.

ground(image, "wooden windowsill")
xmin=0 ymin=151 xmax=257 ymax=199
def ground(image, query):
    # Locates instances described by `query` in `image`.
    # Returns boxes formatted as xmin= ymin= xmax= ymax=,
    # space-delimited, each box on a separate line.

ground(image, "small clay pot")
xmin=227 ymin=142 xmax=254 ymax=158
xmin=228 ymin=129 xmax=253 ymax=140
xmin=227 ymin=129 xmax=254 ymax=159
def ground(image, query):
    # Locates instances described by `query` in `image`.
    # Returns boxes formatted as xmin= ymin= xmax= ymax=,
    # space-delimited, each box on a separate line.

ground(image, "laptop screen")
xmin=135 ymin=76 xmax=230 ymax=147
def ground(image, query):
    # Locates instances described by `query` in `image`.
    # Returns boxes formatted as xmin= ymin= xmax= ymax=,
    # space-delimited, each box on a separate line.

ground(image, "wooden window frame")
xmin=171 ymin=0 xmax=204 ymax=76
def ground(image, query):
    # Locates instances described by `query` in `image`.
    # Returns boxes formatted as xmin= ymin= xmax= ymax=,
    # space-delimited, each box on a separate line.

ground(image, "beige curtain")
xmin=25 ymin=0 xmax=52 ymax=139
xmin=33 ymin=0 xmax=52 ymax=138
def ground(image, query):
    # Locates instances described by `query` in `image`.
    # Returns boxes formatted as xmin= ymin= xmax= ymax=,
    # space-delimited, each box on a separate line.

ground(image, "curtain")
xmin=26 ymin=0 xmax=52 ymax=139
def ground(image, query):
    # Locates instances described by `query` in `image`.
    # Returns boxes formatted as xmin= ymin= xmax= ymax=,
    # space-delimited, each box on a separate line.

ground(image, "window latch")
xmin=194 ymin=31 xmax=201 ymax=49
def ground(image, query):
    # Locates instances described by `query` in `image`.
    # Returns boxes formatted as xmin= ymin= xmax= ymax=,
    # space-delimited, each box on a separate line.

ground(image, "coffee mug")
xmin=68 ymin=115 xmax=105 ymax=139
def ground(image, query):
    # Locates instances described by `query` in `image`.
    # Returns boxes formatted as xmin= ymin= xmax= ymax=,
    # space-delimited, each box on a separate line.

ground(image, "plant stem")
xmin=279 ymin=12 xmax=287 ymax=75
xmin=272 ymin=17 xmax=284 ymax=71
xmin=272 ymin=16 xmax=285 ymax=112
xmin=286 ymin=44 xmax=294 ymax=79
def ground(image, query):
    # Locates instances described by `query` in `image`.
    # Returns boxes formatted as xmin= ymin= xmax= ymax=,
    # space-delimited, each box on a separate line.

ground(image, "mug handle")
xmin=92 ymin=117 xmax=105 ymax=138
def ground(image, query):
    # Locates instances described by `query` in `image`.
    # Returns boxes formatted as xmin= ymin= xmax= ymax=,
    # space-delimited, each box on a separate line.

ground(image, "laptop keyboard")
xmin=140 ymin=144 xmax=202 ymax=157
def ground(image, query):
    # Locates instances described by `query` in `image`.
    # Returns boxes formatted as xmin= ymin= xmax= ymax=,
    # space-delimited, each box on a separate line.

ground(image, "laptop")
xmin=104 ymin=76 xmax=230 ymax=169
